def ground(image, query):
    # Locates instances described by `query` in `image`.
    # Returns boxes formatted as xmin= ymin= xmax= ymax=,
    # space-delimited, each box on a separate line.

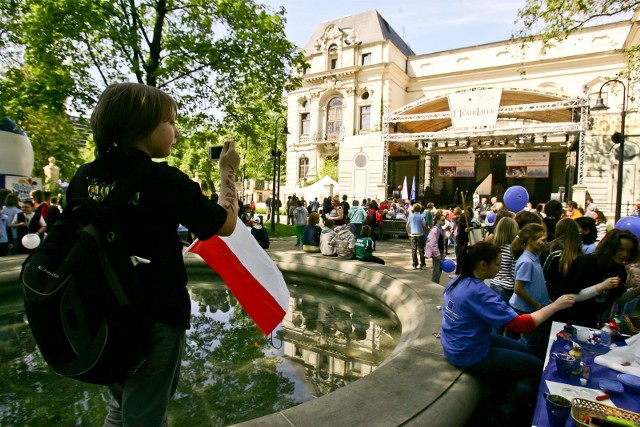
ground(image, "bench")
xmin=379 ymin=219 xmax=408 ymax=239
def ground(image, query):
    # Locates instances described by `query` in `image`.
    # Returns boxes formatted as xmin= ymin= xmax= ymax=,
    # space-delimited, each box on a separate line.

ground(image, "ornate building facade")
xmin=282 ymin=9 xmax=640 ymax=217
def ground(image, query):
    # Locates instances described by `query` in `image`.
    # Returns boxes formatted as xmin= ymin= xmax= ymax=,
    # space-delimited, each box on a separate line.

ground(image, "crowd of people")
xmin=0 ymin=188 xmax=60 ymax=256
xmin=261 ymin=193 xmax=391 ymax=265
xmin=4 ymin=153 xmax=640 ymax=426
xmin=438 ymin=196 xmax=640 ymax=425
xmin=241 ymin=190 xmax=640 ymax=425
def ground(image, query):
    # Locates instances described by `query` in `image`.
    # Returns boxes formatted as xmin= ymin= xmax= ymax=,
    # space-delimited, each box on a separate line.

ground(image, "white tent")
xmin=296 ymin=176 xmax=339 ymax=203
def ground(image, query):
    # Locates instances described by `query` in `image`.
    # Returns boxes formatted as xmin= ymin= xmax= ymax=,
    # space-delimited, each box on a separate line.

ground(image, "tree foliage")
xmin=514 ymin=1 xmax=640 ymax=96
xmin=10 ymin=0 xmax=306 ymax=115
xmin=0 ymin=64 xmax=84 ymax=183
xmin=514 ymin=0 xmax=639 ymax=51
xmin=1 ymin=0 xmax=306 ymax=183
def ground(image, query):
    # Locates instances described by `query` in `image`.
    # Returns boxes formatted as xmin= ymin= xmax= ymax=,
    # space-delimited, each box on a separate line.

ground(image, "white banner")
xmin=505 ymin=152 xmax=549 ymax=178
xmin=438 ymin=154 xmax=475 ymax=178
xmin=448 ymin=88 xmax=502 ymax=128
xmin=4 ymin=175 xmax=41 ymax=200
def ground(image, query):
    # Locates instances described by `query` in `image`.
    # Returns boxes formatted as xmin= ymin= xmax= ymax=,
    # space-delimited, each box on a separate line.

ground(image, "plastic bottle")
xmin=609 ymin=319 xmax=619 ymax=337
xmin=614 ymin=315 xmax=623 ymax=330
xmin=563 ymin=323 xmax=574 ymax=342
xmin=581 ymin=361 xmax=591 ymax=380
xmin=570 ymin=344 xmax=583 ymax=375
xmin=601 ymin=323 xmax=612 ymax=347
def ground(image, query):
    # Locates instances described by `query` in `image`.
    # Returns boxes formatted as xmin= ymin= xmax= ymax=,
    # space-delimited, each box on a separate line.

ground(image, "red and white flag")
xmin=187 ymin=217 xmax=289 ymax=335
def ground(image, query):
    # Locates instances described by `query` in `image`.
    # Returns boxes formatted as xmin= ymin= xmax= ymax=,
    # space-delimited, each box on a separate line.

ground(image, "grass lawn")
xmin=264 ymin=221 xmax=297 ymax=237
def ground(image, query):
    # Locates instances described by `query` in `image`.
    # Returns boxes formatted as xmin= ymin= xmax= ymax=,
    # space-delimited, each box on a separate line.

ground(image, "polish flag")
xmin=187 ymin=217 xmax=289 ymax=335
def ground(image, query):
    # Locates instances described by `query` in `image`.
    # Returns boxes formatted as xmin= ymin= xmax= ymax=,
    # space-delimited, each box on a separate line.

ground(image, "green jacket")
xmin=354 ymin=236 xmax=375 ymax=260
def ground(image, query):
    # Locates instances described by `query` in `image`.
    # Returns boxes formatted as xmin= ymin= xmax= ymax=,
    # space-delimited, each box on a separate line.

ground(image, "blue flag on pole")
xmin=411 ymin=176 xmax=417 ymax=202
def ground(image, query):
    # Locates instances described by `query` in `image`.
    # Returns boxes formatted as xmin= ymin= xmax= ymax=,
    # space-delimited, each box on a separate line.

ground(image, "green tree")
xmin=514 ymin=1 xmax=638 ymax=52
xmin=319 ymin=155 xmax=338 ymax=182
xmin=514 ymin=1 xmax=639 ymax=89
xmin=0 ymin=65 xmax=84 ymax=182
xmin=0 ymin=0 xmax=23 ymax=67
xmin=10 ymin=0 xmax=304 ymax=122
xmin=2 ymin=0 xmax=306 ymax=182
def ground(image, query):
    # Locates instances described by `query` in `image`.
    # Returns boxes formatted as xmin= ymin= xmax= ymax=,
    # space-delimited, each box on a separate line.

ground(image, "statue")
xmin=43 ymin=156 xmax=60 ymax=187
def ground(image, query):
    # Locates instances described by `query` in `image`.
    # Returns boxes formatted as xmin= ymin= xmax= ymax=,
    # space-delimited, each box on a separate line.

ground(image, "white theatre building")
xmin=280 ymin=9 xmax=640 ymax=217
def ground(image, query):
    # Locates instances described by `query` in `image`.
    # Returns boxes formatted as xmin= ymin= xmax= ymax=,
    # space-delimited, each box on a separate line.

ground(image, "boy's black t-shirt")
xmin=67 ymin=149 xmax=227 ymax=330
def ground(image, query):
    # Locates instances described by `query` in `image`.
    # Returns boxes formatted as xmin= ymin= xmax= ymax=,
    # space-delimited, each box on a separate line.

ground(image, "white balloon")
xmin=22 ymin=233 xmax=41 ymax=250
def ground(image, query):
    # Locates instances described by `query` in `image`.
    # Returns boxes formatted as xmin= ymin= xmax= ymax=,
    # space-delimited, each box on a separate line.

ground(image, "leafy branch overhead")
xmin=513 ymin=0 xmax=639 ymax=52
xmin=16 ymin=0 xmax=305 ymax=117
xmin=1 ymin=0 xmax=307 ymax=182
xmin=513 ymin=1 xmax=640 ymax=99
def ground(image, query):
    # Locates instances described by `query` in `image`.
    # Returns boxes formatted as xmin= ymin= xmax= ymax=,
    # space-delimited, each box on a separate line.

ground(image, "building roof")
xmin=304 ymin=10 xmax=415 ymax=57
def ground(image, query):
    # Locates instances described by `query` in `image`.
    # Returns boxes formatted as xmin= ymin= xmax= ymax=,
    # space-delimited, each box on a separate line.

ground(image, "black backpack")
xmin=20 ymin=164 xmax=153 ymax=385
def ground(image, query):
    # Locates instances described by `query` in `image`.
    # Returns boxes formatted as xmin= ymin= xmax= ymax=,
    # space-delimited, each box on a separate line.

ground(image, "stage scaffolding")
xmin=381 ymin=88 xmax=591 ymax=192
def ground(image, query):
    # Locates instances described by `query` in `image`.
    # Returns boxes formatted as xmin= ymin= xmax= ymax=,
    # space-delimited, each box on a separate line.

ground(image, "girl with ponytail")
xmin=441 ymin=241 xmax=574 ymax=425
xmin=509 ymin=223 xmax=550 ymax=357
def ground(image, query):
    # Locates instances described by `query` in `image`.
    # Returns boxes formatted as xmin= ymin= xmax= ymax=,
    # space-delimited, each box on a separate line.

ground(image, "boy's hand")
xmin=553 ymin=294 xmax=576 ymax=310
xmin=219 ymin=140 xmax=240 ymax=172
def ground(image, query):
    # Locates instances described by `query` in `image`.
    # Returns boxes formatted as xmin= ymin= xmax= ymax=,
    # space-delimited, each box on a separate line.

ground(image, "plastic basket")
xmin=571 ymin=398 xmax=640 ymax=426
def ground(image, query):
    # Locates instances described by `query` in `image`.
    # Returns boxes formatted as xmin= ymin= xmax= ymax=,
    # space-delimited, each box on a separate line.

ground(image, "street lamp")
xmin=242 ymin=137 xmax=249 ymax=203
xmin=271 ymin=117 xmax=290 ymax=234
xmin=591 ymin=79 xmax=627 ymax=223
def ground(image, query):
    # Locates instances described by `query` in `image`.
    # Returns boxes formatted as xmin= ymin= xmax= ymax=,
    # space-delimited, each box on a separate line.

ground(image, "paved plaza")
xmin=1 ymin=235 xmax=474 ymax=427
xmin=265 ymin=235 xmax=455 ymax=288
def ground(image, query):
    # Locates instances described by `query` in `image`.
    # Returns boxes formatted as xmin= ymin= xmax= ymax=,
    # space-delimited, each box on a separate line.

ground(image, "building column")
xmin=423 ymin=155 xmax=433 ymax=196
xmin=571 ymin=184 xmax=588 ymax=208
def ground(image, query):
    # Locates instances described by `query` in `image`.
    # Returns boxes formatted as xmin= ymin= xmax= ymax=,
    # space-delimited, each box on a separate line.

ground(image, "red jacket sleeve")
xmin=505 ymin=314 xmax=536 ymax=334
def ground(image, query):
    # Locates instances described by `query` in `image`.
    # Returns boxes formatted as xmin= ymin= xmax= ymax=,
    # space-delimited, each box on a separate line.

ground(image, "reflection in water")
xmin=279 ymin=274 xmax=399 ymax=398
xmin=0 ymin=274 xmax=399 ymax=426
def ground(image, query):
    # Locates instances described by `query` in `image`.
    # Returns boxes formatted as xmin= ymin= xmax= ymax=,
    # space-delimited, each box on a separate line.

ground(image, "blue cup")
xmin=545 ymin=394 xmax=572 ymax=427
xmin=553 ymin=352 xmax=575 ymax=379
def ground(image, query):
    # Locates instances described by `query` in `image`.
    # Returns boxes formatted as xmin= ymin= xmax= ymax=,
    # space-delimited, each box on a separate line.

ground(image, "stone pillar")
xmin=571 ymin=184 xmax=588 ymax=208
xmin=377 ymin=184 xmax=388 ymax=202
xmin=324 ymin=183 xmax=334 ymax=199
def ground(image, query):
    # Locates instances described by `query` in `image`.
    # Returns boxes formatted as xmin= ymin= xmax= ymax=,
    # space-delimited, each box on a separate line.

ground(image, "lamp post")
xmin=242 ymin=137 xmax=249 ymax=203
xmin=270 ymin=117 xmax=289 ymax=234
xmin=591 ymin=79 xmax=627 ymax=223
xmin=276 ymin=150 xmax=282 ymax=225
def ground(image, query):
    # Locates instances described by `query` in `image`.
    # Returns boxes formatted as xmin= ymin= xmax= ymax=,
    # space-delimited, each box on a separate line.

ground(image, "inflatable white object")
xmin=0 ymin=117 xmax=34 ymax=177
xmin=22 ymin=233 xmax=41 ymax=250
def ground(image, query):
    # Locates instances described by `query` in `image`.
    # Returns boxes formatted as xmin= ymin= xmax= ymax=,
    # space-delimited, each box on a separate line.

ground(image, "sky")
xmin=259 ymin=0 xmax=527 ymax=55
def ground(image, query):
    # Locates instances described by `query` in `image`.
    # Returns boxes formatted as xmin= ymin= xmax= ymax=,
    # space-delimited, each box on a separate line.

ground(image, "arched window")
xmin=298 ymin=155 xmax=309 ymax=180
xmin=328 ymin=44 xmax=338 ymax=69
xmin=326 ymin=97 xmax=343 ymax=139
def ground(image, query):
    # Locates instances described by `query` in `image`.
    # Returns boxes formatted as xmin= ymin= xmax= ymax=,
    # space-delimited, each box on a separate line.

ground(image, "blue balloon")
xmin=615 ymin=216 xmax=640 ymax=239
xmin=503 ymin=185 xmax=529 ymax=212
xmin=441 ymin=258 xmax=456 ymax=273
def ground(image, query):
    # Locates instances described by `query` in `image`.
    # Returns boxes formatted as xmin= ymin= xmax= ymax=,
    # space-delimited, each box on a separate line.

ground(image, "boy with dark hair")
xmin=11 ymin=200 xmax=47 ymax=253
xmin=355 ymin=225 xmax=385 ymax=264
xmin=66 ymin=82 xmax=239 ymax=426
